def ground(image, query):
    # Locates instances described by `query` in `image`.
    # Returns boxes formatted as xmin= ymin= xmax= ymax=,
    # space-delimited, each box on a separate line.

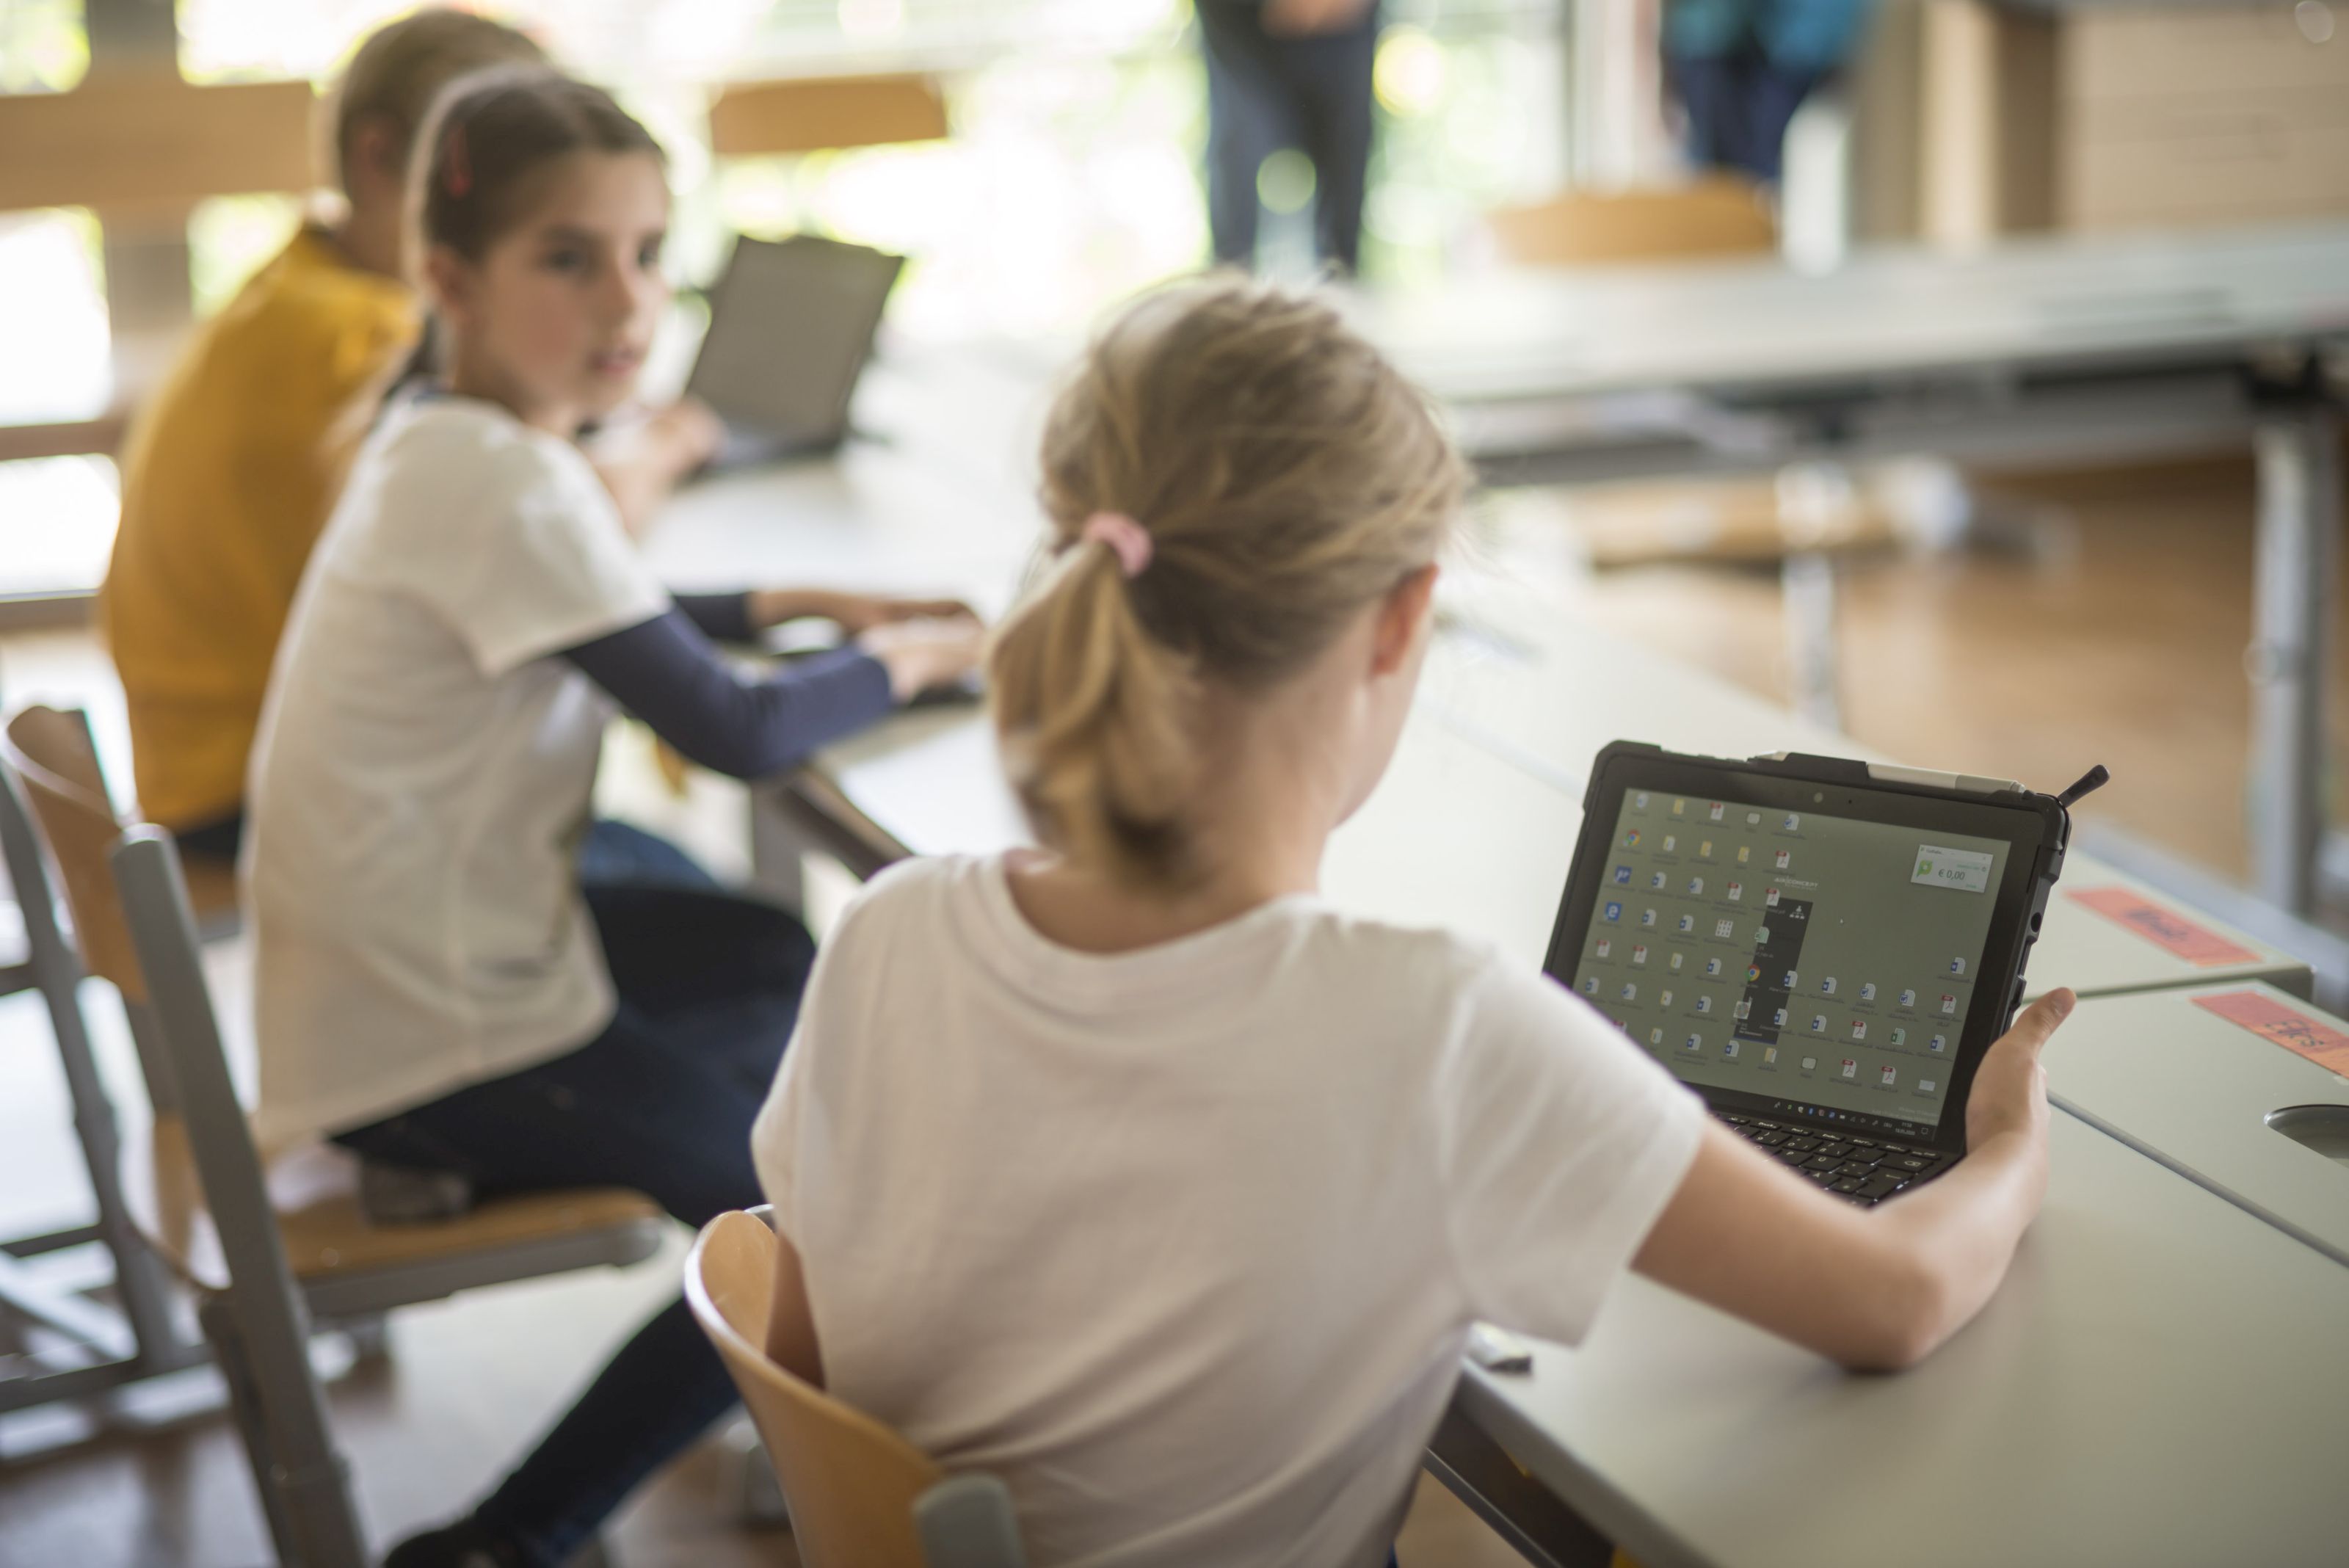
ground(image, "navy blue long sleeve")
xmin=562 ymin=607 xmax=893 ymax=780
xmin=669 ymin=592 xmax=756 ymax=644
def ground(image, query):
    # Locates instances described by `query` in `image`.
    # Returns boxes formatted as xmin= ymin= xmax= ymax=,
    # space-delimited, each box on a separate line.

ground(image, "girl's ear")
xmin=420 ymin=244 xmax=472 ymax=326
xmin=345 ymin=117 xmax=404 ymax=205
xmin=1370 ymin=562 xmax=1439 ymax=678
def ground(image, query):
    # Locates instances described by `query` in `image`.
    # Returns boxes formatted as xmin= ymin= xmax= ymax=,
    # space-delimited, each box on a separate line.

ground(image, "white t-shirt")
xmin=752 ymin=854 xmax=1705 ymax=1568
xmin=246 ymin=396 xmax=667 ymax=1145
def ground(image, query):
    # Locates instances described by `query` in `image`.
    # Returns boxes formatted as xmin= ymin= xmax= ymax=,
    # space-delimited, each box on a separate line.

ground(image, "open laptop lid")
xmin=1545 ymin=743 xmax=2070 ymax=1153
xmin=686 ymin=233 xmax=905 ymax=459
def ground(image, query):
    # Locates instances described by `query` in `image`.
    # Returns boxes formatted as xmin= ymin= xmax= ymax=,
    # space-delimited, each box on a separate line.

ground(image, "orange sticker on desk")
xmin=2193 ymin=990 xmax=2349 ymax=1079
xmin=2064 ymin=888 xmax=2260 ymax=966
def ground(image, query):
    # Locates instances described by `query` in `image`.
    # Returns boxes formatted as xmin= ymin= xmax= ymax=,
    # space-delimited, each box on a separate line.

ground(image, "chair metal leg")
xmin=119 ymin=833 xmax=371 ymax=1568
xmin=120 ymin=997 xmax=183 ymax=1117
xmin=338 ymin=1310 xmax=394 ymax=1363
xmin=199 ymin=1290 xmax=373 ymax=1568
xmin=201 ymin=1293 xmax=306 ymax=1568
xmin=733 ymin=1425 xmax=791 ymax=1526
xmin=225 ymin=1308 xmax=375 ymax=1568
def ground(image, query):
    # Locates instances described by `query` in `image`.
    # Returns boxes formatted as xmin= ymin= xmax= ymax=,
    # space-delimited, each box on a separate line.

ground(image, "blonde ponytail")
xmin=990 ymin=275 xmax=1470 ymax=890
xmin=991 ymin=540 xmax=1200 ymax=888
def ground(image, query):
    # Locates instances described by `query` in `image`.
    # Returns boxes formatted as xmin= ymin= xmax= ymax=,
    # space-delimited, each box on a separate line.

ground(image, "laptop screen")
xmin=1561 ymin=786 xmax=2011 ymax=1136
xmin=686 ymin=236 xmax=902 ymax=450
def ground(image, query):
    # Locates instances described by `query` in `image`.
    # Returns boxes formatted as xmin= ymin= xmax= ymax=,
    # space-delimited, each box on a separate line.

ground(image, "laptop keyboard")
xmin=1718 ymin=1113 xmax=1954 ymax=1206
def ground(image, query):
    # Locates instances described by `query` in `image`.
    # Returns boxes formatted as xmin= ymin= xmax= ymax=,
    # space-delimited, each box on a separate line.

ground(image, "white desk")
xmin=1454 ymin=1109 xmax=2349 ymax=1568
xmin=2050 ymin=981 xmax=2349 ymax=1268
xmin=1368 ymin=222 xmax=2349 ymax=921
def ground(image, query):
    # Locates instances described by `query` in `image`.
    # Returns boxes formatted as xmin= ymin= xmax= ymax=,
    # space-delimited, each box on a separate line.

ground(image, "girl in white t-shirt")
xmin=749 ymin=278 xmax=2075 ymax=1568
xmin=246 ymin=71 xmax=982 ymax=1568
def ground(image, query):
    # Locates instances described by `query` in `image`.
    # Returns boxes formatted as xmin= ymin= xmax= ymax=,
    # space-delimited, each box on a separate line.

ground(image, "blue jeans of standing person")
xmin=334 ymin=876 xmax=813 ymax=1568
xmin=1666 ymin=47 xmax=1823 ymax=184
xmin=1198 ymin=0 xmax=1380 ymax=274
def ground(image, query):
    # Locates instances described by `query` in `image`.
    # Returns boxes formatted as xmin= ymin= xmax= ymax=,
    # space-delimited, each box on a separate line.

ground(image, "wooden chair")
xmin=1485 ymin=173 xmax=1778 ymax=268
xmin=707 ymin=73 xmax=949 ymax=159
xmin=4 ymin=704 xmax=668 ymax=1568
xmin=686 ymin=1209 xmax=1028 ymax=1568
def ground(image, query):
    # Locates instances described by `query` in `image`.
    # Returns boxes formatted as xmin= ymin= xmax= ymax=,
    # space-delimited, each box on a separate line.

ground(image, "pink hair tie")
xmin=443 ymin=124 xmax=471 ymax=197
xmin=1081 ymin=510 xmax=1152 ymax=579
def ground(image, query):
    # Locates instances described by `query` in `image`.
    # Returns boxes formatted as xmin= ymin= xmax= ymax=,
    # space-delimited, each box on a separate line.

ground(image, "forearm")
xmin=747 ymin=588 xmax=850 ymax=629
xmin=562 ymin=609 xmax=894 ymax=780
xmin=1635 ymin=1122 xmax=2041 ymax=1373
xmin=672 ymin=591 xmax=757 ymax=643
xmin=1862 ymin=1128 xmax=2047 ymax=1363
xmin=672 ymin=589 xmax=865 ymax=642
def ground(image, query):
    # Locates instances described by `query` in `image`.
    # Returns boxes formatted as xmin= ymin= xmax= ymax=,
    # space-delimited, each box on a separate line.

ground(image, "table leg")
xmin=1424 ymin=1401 xmax=1619 ymax=1568
xmin=2246 ymin=407 xmax=2342 ymax=915
xmin=747 ymin=788 xmax=810 ymax=914
xmin=1780 ymin=549 xmax=1842 ymax=733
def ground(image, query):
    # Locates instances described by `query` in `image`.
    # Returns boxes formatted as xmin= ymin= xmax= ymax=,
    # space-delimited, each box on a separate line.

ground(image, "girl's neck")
xmin=1003 ymin=849 xmax=1313 ymax=956
xmin=441 ymin=342 xmax=581 ymax=438
xmin=1003 ymin=689 xmax=1346 ymax=954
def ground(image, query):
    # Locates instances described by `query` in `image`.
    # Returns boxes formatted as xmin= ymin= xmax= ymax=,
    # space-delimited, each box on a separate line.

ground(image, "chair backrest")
xmin=686 ymin=1211 xmax=947 ymax=1568
xmin=1486 ymin=174 xmax=1778 ymax=268
xmin=1 ymin=705 xmax=143 ymax=1000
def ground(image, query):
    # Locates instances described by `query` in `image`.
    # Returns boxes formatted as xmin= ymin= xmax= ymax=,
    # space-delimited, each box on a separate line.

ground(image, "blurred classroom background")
xmin=7 ymin=0 xmax=2346 ymax=882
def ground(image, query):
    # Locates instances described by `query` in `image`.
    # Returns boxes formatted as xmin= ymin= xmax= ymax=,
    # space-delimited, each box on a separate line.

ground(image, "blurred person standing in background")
xmin=1663 ymin=0 xmax=1874 ymax=184
xmin=1197 ymin=0 xmax=1382 ymax=275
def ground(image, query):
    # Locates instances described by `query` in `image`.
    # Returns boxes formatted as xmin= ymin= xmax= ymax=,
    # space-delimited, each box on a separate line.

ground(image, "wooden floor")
xmin=3 ymin=451 xmax=2340 ymax=1566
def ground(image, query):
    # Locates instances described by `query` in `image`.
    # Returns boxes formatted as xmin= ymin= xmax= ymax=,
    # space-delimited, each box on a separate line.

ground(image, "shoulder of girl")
xmin=1307 ymin=906 xmax=1497 ymax=977
xmin=395 ymin=404 xmax=562 ymax=481
xmin=855 ymin=853 xmax=970 ymax=914
xmin=357 ymin=410 xmax=556 ymax=529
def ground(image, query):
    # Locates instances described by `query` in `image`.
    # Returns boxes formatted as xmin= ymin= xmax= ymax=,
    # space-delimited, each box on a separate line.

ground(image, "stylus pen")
xmin=2055 ymin=765 xmax=2110 ymax=810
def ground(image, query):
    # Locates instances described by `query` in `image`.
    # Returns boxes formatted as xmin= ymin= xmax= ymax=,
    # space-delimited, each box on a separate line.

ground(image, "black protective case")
xmin=1544 ymin=741 xmax=2072 ymax=1153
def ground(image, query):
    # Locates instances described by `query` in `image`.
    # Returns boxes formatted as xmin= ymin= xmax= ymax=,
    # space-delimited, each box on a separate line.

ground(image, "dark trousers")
xmin=1667 ymin=48 xmax=1825 ymax=184
xmin=334 ymin=874 xmax=813 ymax=1568
xmin=1198 ymin=0 xmax=1379 ymax=273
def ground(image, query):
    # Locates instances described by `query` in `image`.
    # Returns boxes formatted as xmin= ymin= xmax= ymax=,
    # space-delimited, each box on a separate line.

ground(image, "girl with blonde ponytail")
xmin=750 ymin=276 xmax=2072 ymax=1567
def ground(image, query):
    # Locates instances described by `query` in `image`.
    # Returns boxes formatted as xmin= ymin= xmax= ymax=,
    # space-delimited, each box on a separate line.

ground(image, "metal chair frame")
xmin=0 ymin=738 xmax=206 ymax=1415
